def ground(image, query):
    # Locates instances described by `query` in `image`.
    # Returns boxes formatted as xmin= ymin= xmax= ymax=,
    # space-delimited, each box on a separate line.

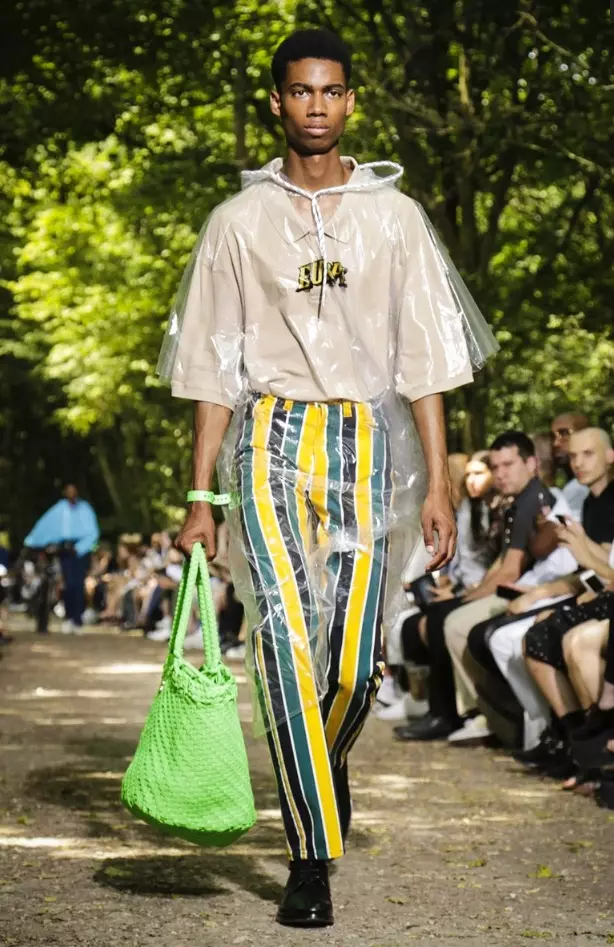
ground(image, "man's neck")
xmin=589 ymin=473 xmax=610 ymax=498
xmin=512 ymin=474 xmax=535 ymax=498
xmin=283 ymin=148 xmax=351 ymax=193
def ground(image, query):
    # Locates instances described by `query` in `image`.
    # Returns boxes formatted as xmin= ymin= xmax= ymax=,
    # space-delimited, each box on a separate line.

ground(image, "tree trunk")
xmin=94 ymin=435 xmax=124 ymax=521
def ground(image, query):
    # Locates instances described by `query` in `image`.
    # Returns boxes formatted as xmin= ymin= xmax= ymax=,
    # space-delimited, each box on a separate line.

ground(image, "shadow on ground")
xmin=93 ymin=852 xmax=285 ymax=901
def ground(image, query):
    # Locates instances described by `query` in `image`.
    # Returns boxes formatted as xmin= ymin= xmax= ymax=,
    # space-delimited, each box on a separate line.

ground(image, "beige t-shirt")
xmin=167 ymin=161 xmax=476 ymax=408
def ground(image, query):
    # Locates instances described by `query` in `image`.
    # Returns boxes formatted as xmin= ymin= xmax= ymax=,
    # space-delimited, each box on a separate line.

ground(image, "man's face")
xmin=63 ymin=484 xmax=78 ymax=504
xmin=550 ymin=414 xmax=580 ymax=464
xmin=489 ymin=446 xmax=536 ymax=497
xmin=270 ymin=58 xmax=354 ymax=156
xmin=569 ymin=431 xmax=612 ymax=489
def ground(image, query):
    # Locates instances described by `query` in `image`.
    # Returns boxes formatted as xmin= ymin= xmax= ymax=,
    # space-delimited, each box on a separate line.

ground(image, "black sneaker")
xmin=542 ymin=745 xmax=577 ymax=780
xmin=276 ymin=860 xmax=333 ymax=928
xmin=513 ymin=726 xmax=561 ymax=768
xmin=596 ymin=773 xmax=614 ymax=811
xmin=571 ymin=705 xmax=614 ymax=742
xmin=394 ymin=713 xmax=461 ymax=742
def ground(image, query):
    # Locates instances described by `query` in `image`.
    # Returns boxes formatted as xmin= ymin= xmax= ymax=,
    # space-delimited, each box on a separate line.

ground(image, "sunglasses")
xmin=551 ymin=427 xmax=574 ymax=439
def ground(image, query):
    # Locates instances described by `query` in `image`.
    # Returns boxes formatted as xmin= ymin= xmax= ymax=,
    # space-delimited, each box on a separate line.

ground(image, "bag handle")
xmin=167 ymin=542 xmax=222 ymax=669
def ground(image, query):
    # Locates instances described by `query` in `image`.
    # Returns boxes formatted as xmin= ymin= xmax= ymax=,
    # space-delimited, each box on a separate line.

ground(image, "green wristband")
xmin=187 ymin=490 xmax=238 ymax=507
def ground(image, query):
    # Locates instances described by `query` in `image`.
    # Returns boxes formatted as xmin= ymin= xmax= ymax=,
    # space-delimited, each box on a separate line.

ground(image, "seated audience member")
xmin=448 ymin=453 xmax=470 ymax=511
xmin=550 ymin=411 xmax=590 ymax=521
xmin=98 ymin=537 xmax=137 ymax=622
xmin=84 ymin=542 xmax=114 ymax=620
xmin=439 ymin=431 xmax=556 ymax=743
xmin=569 ymin=594 xmax=614 ymax=784
xmin=463 ymin=488 xmax=578 ymax=750
xmin=144 ymin=546 xmax=185 ymax=638
xmin=378 ymin=451 xmax=469 ymax=719
xmin=394 ymin=450 xmax=501 ymax=739
xmin=461 ymin=431 xmax=584 ymax=749
xmin=513 ymin=429 xmax=614 ymax=771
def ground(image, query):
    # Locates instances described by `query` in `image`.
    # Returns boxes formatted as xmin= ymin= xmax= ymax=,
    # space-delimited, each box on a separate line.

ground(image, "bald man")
xmin=551 ymin=411 xmax=590 ymax=520
xmin=517 ymin=428 xmax=614 ymax=611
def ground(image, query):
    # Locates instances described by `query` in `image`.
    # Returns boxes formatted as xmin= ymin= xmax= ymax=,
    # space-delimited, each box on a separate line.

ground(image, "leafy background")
xmin=1 ymin=0 xmax=613 ymax=540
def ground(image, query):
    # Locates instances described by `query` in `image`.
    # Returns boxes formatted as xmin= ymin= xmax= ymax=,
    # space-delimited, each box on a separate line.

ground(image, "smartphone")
xmin=496 ymin=585 xmax=522 ymax=601
xmin=580 ymin=570 xmax=606 ymax=594
xmin=555 ymin=514 xmax=568 ymax=525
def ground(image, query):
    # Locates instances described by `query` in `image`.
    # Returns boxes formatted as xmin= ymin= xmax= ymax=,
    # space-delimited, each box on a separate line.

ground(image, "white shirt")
xmin=561 ymin=477 xmax=589 ymax=522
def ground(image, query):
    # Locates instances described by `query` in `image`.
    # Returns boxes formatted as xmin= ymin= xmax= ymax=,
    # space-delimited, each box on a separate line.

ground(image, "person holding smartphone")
xmin=510 ymin=428 xmax=614 ymax=773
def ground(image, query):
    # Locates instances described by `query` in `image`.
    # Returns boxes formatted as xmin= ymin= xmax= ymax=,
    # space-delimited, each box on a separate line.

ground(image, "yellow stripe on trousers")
xmin=253 ymin=398 xmax=343 ymax=858
xmin=324 ymin=402 xmax=375 ymax=751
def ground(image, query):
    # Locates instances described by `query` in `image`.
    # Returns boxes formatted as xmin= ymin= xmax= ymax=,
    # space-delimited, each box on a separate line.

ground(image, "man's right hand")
xmin=175 ymin=502 xmax=217 ymax=560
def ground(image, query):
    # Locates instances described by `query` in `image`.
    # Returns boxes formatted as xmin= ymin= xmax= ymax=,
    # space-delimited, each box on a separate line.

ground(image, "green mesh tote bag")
xmin=121 ymin=542 xmax=256 ymax=846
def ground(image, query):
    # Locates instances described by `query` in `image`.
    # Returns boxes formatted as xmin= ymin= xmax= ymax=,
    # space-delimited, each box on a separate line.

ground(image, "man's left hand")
xmin=422 ymin=489 xmax=456 ymax=572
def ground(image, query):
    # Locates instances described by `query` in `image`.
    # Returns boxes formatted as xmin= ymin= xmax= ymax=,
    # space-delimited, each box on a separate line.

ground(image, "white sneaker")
xmin=447 ymin=714 xmax=492 ymax=744
xmin=146 ymin=626 xmax=172 ymax=642
xmin=373 ymin=695 xmax=408 ymax=721
xmin=225 ymin=643 xmax=246 ymax=661
xmin=182 ymin=628 xmax=203 ymax=651
xmin=82 ymin=608 xmax=98 ymax=625
xmin=155 ymin=615 xmax=172 ymax=632
xmin=60 ymin=619 xmax=75 ymax=634
xmin=373 ymin=692 xmax=429 ymax=721
xmin=377 ymin=676 xmax=400 ymax=706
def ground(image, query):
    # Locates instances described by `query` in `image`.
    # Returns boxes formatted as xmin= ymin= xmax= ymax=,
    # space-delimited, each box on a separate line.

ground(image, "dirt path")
xmin=1 ymin=624 xmax=613 ymax=947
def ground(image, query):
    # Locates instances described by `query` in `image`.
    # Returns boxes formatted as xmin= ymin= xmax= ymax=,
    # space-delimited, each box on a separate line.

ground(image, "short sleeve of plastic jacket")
xmin=393 ymin=199 xmax=498 ymax=403
xmin=156 ymin=209 xmax=243 ymax=409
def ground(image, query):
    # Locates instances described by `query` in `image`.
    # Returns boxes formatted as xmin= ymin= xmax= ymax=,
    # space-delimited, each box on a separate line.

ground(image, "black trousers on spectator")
xmin=402 ymin=598 xmax=462 ymax=722
xmin=467 ymin=609 xmax=546 ymax=748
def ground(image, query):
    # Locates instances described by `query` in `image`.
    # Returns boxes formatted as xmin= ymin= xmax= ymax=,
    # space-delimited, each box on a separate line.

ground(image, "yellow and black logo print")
xmin=296 ymin=259 xmax=348 ymax=292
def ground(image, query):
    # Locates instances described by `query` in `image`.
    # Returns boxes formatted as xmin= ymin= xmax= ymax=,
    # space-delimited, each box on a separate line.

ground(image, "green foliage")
xmin=1 ymin=0 xmax=613 ymax=538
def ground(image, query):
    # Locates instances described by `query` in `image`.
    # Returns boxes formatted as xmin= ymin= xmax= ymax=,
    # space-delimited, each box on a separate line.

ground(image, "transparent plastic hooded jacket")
xmin=158 ymin=157 xmax=498 ymax=735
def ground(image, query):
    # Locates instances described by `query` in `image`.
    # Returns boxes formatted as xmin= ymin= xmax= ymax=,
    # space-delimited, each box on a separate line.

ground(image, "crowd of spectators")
xmin=1 ymin=522 xmax=245 ymax=657
xmin=376 ymin=410 xmax=614 ymax=812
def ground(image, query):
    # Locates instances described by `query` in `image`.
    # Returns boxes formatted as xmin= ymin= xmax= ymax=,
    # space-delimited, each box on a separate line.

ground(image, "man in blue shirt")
xmin=24 ymin=484 xmax=99 ymax=632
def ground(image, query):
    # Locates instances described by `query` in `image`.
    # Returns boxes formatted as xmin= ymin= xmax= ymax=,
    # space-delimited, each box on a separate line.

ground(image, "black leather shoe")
xmin=276 ymin=860 xmax=333 ymax=928
xmin=394 ymin=713 xmax=461 ymax=742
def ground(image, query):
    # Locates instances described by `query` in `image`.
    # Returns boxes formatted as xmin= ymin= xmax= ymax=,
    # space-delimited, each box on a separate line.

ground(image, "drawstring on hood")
xmin=242 ymin=158 xmax=403 ymax=313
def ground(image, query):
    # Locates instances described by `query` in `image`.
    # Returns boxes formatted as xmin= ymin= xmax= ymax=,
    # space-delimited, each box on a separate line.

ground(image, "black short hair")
xmin=271 ymin=29 xmax=352 ymax=91
xmin=489 ymin=430 xmax=536 ymax=461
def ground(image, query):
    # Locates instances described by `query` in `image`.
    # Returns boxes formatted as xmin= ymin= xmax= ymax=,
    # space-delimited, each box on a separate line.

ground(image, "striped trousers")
xmin=236 ymin=393 xmax=391 ymax=861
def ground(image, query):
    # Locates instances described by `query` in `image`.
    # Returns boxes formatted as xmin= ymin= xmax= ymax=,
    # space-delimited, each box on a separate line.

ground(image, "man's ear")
xmin=606 ymin=447 xmax=614 ymax=468
xmin=345 ymin=88 xmax=355 ymax=118
xmin=270 ymin=88 xmax=281 ymax=118
xmin=527 ymin=456 xmax=538 ymax=476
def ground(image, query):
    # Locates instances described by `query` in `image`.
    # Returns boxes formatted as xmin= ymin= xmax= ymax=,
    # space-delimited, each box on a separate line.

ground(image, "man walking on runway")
xmin=161 ymin=28 xmax=497 ymax=928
